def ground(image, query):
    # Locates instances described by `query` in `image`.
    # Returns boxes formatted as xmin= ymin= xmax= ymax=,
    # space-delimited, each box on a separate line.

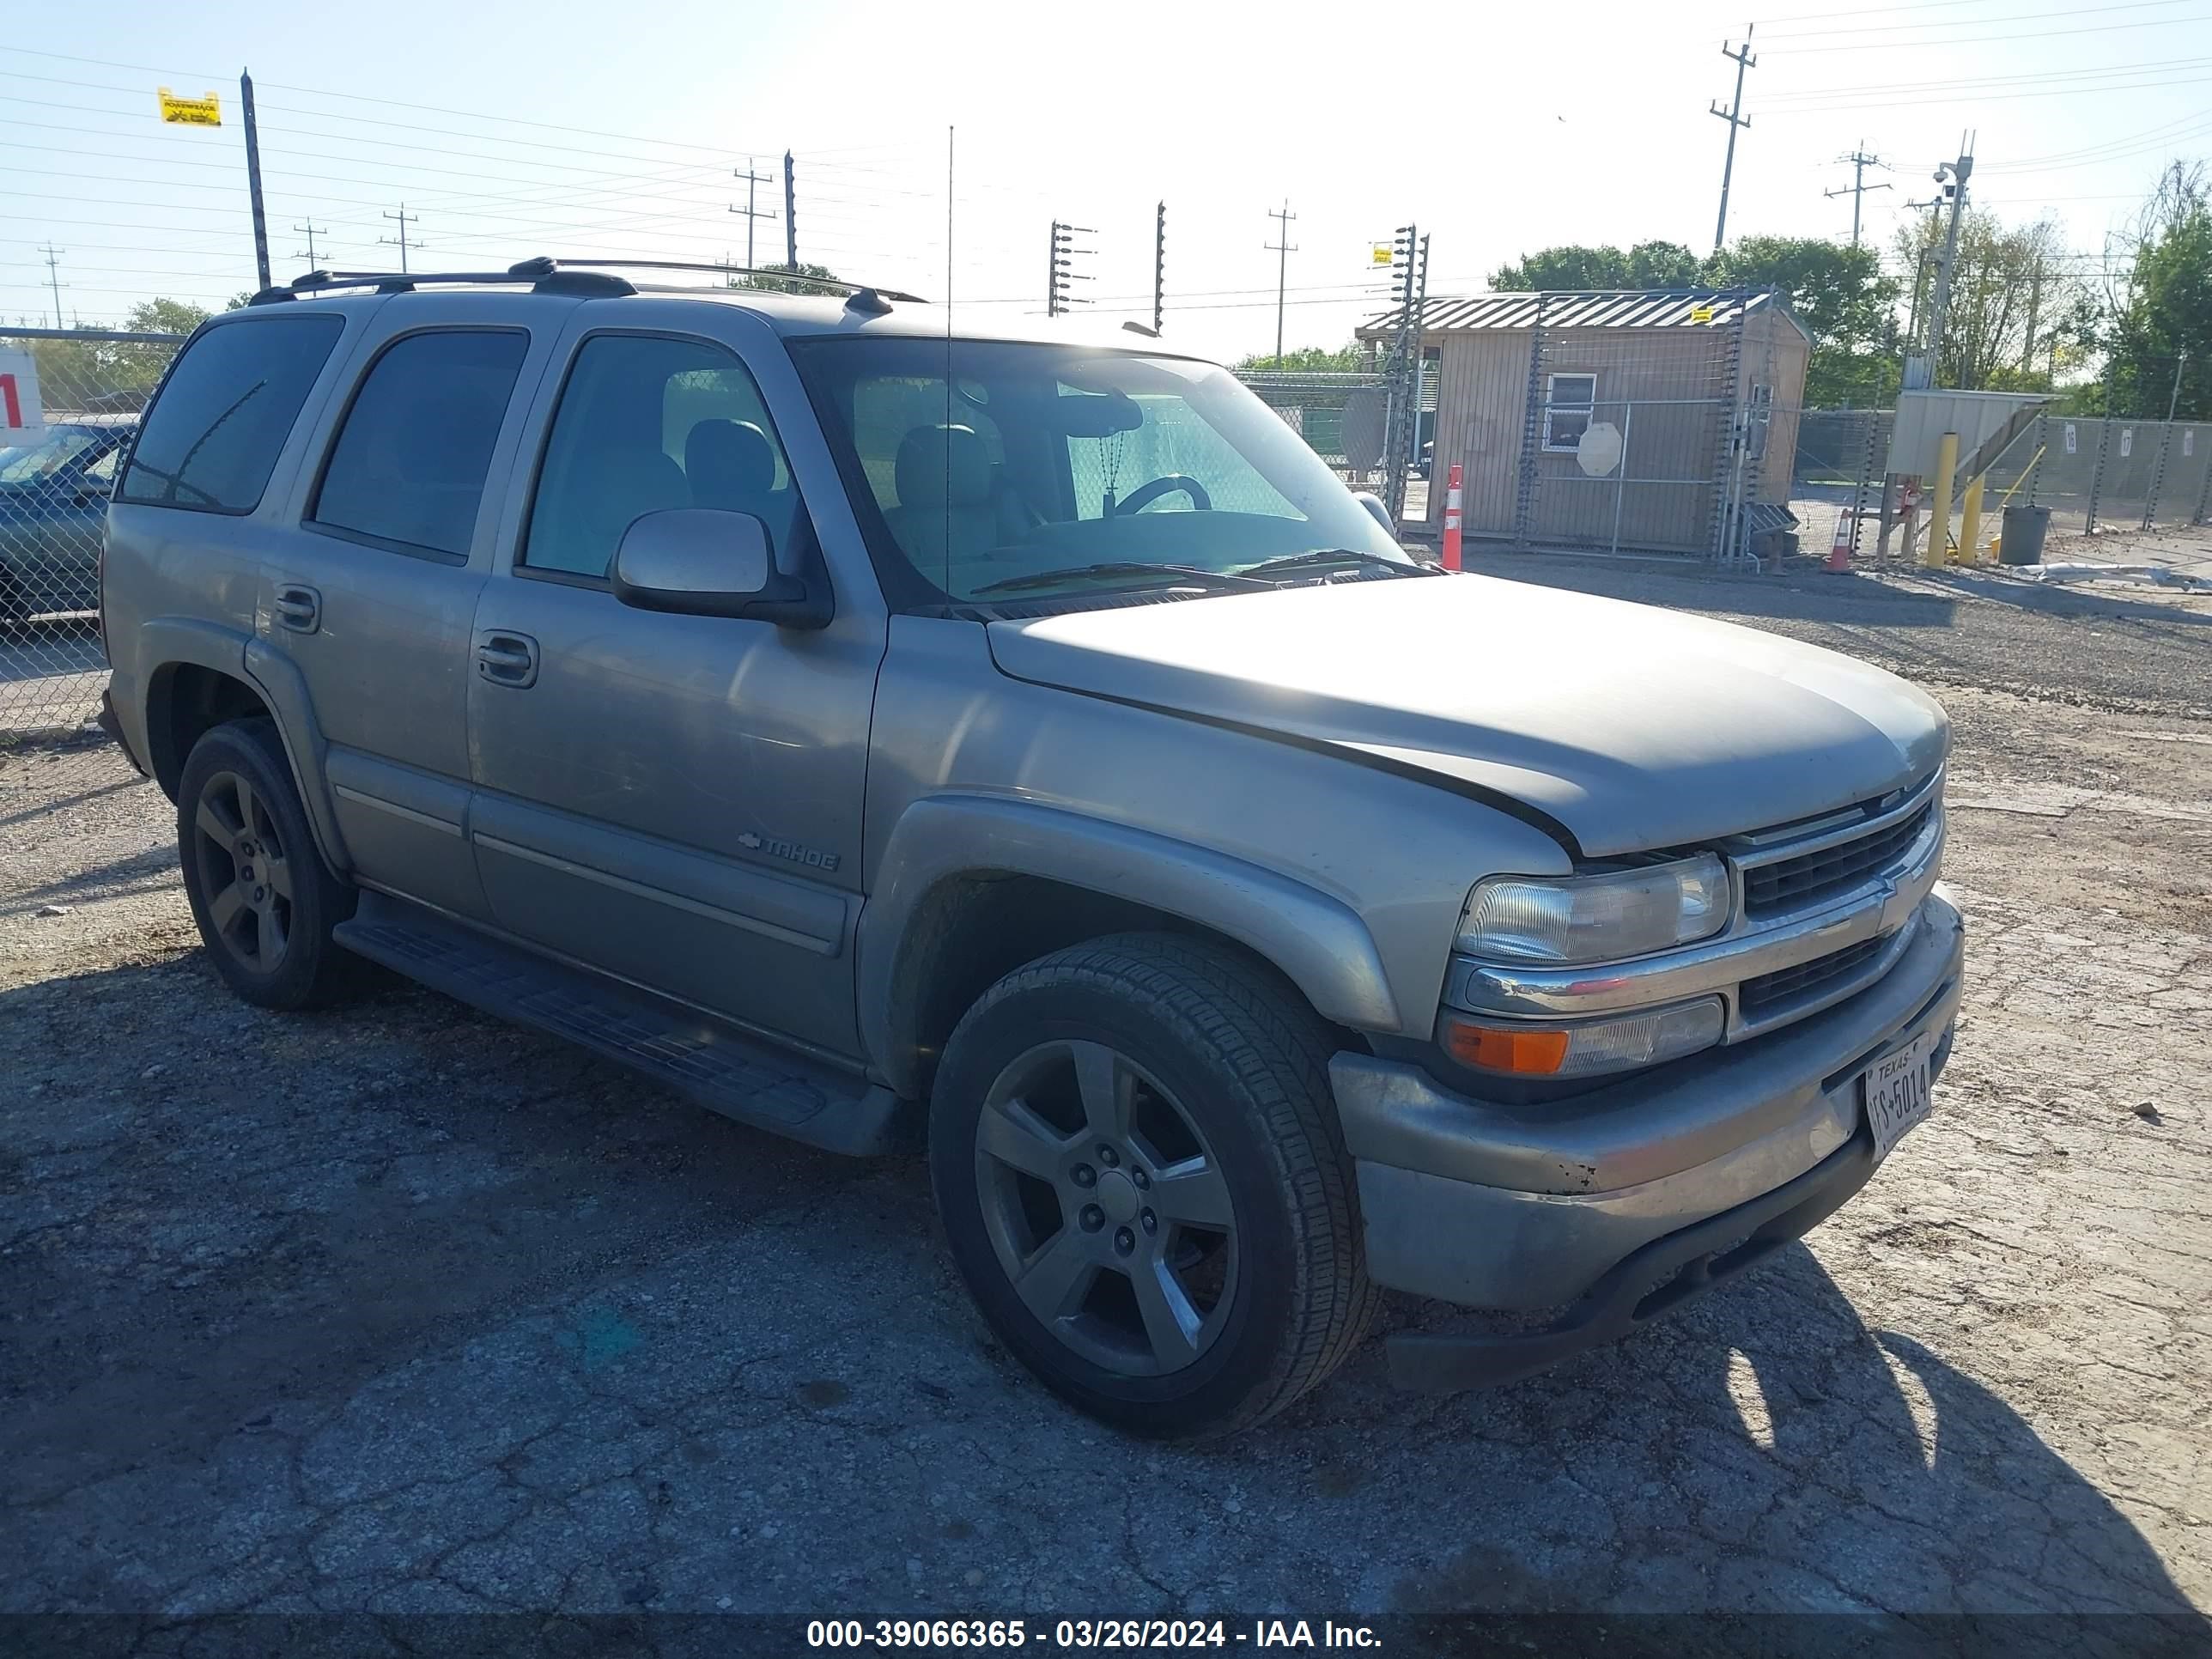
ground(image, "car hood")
xmin=984 ymin=574 xmax=1948 ymax=858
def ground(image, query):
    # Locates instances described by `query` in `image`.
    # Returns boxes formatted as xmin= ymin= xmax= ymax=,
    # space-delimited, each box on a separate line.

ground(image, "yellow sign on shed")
xmin=1689 ymin=304 xmax=1717 ymax=325
xmin=158 ymin=88 xmax=222 ymax=126
xmin=1370 ymin=243 xmax=1395 ymax=267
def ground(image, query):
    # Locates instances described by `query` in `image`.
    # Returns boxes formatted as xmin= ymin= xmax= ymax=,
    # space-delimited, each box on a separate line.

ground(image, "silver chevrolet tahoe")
xmin=97 ymin=258 xmax=1961 ymax=1439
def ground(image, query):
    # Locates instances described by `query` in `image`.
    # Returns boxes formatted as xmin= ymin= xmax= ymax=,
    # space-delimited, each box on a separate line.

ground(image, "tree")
xmin=1232 ymin=342 xmax=1366 ymax=373
xmin=1705 ymin=236 xmax=1902 ymax=406
xmin=2101 ymin=163 xmax=2211 ymax=420
xmin=26 ymin=296 xmax=214 ymax=412
xmin=732 ymin=261 xmax=844 ymax=297
xmin=1489 ymin=240 xmax=1700 ymax=291
xmin=1889 ymin=210 xmax=2092 ymax=392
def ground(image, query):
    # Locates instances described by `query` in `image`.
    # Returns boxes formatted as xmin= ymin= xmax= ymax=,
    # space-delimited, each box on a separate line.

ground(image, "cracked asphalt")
xmin=2 ymin=564 xmax=2209 ymax=1649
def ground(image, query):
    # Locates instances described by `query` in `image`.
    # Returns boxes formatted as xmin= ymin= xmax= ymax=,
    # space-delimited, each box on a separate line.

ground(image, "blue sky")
xmin=5 ymin=0 xmax=2212 ymax=362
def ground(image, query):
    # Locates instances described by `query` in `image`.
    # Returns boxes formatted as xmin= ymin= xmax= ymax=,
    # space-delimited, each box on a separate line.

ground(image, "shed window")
xmin=1543 ymin=373 xmax=1597 ymax=453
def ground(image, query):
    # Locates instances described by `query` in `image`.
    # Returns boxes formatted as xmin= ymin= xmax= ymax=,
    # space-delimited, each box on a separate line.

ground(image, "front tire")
xmin=929 ymin=933 xmax=1376 ymax=1439
xmin=176 ymin=717 xmax=361 ymax=1011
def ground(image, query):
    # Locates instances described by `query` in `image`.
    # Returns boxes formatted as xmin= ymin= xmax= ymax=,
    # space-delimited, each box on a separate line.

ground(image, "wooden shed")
xmin=1362 ymin=288 xmax=1813 ymax=556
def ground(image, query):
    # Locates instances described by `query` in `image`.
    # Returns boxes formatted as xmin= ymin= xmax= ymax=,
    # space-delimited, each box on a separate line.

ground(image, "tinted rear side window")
xmin=313 ymin=330 xmax=529 ymax=559
xmin=119 ymin=314 xmax=344 ymax=513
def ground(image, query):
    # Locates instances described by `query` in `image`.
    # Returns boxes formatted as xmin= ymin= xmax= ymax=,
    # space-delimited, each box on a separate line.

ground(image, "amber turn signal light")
xmin=1441 ymin=1017 xmax=1571 ymax=1076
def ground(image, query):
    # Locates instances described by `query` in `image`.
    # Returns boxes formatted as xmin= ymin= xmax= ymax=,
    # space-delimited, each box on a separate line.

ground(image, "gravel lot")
xmin=3 ymin=559 xmax=2209 ymax=1650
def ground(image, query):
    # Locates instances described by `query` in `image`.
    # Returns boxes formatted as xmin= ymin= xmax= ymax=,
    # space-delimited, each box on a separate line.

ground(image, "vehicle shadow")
xmin=1313 ymin=1243 xmax=2202 ymax=1627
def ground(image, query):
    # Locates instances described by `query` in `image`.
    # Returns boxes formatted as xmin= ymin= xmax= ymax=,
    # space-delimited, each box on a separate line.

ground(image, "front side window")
xmin=119 ymin=314 xmax=344 ymax=513
xmin=522 ymin=333 xmax=800 ymax=580
xmin=793 ymin=337 xmax=1407 ymax=605
xmin=1543 ymin=373 xmax=1597 ymax=453
xmin=313 ymin=330 xmax=529 ymax=559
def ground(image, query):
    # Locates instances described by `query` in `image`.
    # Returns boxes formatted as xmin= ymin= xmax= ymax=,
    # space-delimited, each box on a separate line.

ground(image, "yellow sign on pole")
xmin=1690 ymin=303 xmax=1717 ymax=324
xmin=158 ymin=88 xmax=222 ymax=126
xmin=1370 ymin=243 xmax=1395 ymax=267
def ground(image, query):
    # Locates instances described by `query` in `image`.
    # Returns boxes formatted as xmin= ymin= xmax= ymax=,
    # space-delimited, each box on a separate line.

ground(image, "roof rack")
xmin=246 ymin=256 xmax=924 ymax=307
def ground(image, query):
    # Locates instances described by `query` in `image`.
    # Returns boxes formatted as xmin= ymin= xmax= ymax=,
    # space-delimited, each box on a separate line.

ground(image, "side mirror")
xmin=611 ymin=508 xmax=830 ymax=629
xmin=1351 ymin=491 xmax=1395 ymax=535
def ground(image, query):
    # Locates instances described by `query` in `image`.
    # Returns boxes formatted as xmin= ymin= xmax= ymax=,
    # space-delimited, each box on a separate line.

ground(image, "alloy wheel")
xmin=972 ymin=1039 xmax=1239 ymax=1376
xmin=191 ymin=769 xmax=295 ymax=974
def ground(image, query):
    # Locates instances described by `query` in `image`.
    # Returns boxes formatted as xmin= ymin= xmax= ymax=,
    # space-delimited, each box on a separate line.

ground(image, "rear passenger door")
xmin=265 ymin=300 xmax=554 ymax=922
xmin=465 ymin=314 xmax=883 ymax=1060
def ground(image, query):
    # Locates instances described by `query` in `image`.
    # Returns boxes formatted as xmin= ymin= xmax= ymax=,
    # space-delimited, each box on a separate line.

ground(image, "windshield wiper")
xmin=1233 ymin=548 xmax=1436 ymax=580
xmin=970 ymin=561 xmax=1274 ymax=596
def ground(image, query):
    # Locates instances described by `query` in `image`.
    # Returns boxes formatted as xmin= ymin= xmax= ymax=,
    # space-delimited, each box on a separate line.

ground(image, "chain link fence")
xmin=1 ymin=327 xmax=186 ymax=740
xmin=1234 ymin=369 xmax=1400 ymax=491
xmin=2000 ymin=413 xmax=2212 ymax=540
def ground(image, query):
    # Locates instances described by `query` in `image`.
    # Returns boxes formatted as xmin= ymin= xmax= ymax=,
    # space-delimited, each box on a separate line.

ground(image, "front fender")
xmin=856 ymin=793 xmax=1402 ymax=1097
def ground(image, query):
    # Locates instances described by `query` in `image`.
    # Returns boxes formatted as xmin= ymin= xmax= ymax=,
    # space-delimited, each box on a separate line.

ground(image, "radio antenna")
xmin=944 ymin=124 xmax=955 ymax=596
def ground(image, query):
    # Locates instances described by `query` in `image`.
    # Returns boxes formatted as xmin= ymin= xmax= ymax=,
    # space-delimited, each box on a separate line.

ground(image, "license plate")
xmin=1862 ymin=1030 xmax=1938 ymax=1162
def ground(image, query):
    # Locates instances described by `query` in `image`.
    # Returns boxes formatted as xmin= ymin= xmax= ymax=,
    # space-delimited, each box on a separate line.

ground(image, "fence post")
xmin=2197 ymin=431 xmax=2212 ymax=525
xmin=2144 ymin=419 xmax=2174 ymax=530
xmin=1512 ymin=298 xmax=1547 ymax=549
xmin=2086 ymin=416 xmax=2112 ymax=535
xmin=2026 ymin=415 xmax=2045 ymax=507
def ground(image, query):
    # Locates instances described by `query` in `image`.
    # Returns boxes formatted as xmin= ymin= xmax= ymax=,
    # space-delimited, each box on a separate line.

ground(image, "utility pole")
xmin=1047 ymin=221 xmax=1092 ymax=317
xmin=783 ymin=151 xmax=799 ymax=272
xmin=1710 ymin=25 xmax=1755 ymax=252
xmin=1918 ymin=139 xmax=1975 ymax=389
xmin=1153 ymin=200 xmax=1167 ymax=333
xmin=2021 ymin=253 xmax=2043 ymax=372
xmin=240 ymin=70 xmax=271 ymax=292
xmin=1265 ymin=200 xmax=1297 ymax=366
xmin=1824 ymin=144 xmax=1891 ymax=247
xmin=292 ymin=220 xmax=325 ymax=270
xmin=36 ymin=245 xmax=65 ymax=328
xmin=380 ymin=205 xmax=420 ymax=273
xmin=2167 ymin=349 xmax=2191 ymax=422
xmin=730 ymin=159 xmax=777 ymax=270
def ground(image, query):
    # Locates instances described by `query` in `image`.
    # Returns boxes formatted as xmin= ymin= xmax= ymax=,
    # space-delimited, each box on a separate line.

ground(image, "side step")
xmin=335 ymin=892 xmax=908 ymax=1156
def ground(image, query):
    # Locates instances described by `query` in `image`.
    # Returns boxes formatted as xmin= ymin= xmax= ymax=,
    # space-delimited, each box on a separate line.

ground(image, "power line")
xmin=1758 ymin=0 xmax=2205 ymax=42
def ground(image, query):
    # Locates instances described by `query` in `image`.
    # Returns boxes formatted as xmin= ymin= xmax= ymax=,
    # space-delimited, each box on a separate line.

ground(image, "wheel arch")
xmin=134 ymin=620 xmax=350 ymax=877
xmin=859 ymin=796 xmax=1399 ymax=1099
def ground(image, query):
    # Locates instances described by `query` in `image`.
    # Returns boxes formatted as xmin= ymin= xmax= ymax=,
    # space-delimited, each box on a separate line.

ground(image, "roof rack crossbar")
xmin=246 ymin=256 xmax=922 ymax=307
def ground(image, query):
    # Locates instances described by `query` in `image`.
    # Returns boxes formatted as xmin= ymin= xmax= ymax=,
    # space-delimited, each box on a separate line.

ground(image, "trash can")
xmin=1999 ymin=503 xmax=2051 ymax=566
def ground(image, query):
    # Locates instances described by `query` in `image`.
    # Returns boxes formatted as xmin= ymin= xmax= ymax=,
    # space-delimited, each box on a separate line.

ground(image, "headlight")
xmin=1441 ymin=998 xmax=1726 ymax=1079
xmin=1458 ymin=854 xmax=1729 ymax=965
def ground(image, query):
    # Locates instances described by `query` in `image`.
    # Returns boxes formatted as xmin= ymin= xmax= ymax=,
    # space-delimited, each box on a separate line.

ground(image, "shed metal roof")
xmin=1360 ymin=286 xmax=1810 ymax=343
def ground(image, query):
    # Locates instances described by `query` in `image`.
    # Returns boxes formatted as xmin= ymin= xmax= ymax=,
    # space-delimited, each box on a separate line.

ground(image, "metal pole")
xmin=1153 ymin=201 xmax=1166 ymax=334
xmin=1407 ymin=232 xmax=1430 ymax=472
xmin=1925 ymin=432 xmax=1958 ymax=568
xmin=38 ymin=245 xmax=64 ymax=328
xmin=1923 ymin=148 xmax=1973 ymax=384
xmin=1612 ymin=402 xmax=1634 ymax=553
xmin=241 ymin=70 xmax=271 ymax=292
xmin=1711 ymin=26 xmax=1756 ymax=251
xmin=2145 ymin=349 xmax=2189 ymax=528
xmin=1265 ymin=201 xmax=1296 ymax=366
xmin=783 ymin=151 xmax=798 ymax=271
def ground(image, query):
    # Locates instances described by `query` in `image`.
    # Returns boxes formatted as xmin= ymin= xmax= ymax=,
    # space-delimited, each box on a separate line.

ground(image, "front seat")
xmin=685 ymin=418 xmax=791 ymax=547
xmin=882 ymin=424 xmax=1000 ymax=572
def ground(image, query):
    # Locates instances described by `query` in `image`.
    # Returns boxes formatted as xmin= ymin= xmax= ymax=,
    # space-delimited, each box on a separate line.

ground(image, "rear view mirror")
xmin=611 ymin=508 xmax=830 ymax=629
xmin=1055 ymin=392 xmax=1143 ymax=438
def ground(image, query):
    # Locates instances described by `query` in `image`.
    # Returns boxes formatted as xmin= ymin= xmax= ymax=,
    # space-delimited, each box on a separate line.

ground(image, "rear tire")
xmin=176 ymin=717 xmax=362 ymax=1011
xmin=929 ymin=933 xmax=1376 ymax=1440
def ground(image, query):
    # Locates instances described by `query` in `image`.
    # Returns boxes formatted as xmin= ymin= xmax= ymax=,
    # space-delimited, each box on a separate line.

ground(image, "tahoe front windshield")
xmin=792 ymin=337 xmax=1408 ymax=605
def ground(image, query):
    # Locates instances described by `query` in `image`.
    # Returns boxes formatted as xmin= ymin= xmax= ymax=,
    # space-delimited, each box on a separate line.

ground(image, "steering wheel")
xmin=1112 ymin=474 xmax=1212 ymax=515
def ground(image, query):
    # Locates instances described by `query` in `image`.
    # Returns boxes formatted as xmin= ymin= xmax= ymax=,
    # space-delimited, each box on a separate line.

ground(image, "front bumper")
xmin=1332 ymin=889 xmax=1964 ymax=1390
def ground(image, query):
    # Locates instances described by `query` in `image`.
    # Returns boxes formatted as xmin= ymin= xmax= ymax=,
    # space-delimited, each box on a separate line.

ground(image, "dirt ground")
xmin=2 ymin=561 xmax=2209 ymax=1644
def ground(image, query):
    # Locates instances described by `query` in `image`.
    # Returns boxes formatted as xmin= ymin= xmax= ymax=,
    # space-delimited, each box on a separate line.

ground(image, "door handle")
xmin=474 ymin=630 xmax=539 ymax=690
xmin=273 ymin=583 xmax=321 ymax=635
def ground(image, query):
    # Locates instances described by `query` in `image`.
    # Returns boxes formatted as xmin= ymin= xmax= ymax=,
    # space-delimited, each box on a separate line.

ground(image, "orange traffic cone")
xmin=1824 ymin=508 xmax=1855 ymax=572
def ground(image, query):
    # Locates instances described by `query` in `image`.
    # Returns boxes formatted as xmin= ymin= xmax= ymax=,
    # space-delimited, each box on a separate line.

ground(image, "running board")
xmin=335 ymin=892 xmax=908 ymax=1157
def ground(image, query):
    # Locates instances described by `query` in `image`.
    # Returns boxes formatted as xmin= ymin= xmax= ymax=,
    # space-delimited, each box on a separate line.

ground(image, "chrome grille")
xmin=1743 ymin=800 xmax=1934 ymax=915
xmin=1739 ymin=935 xmax=1887 ymax=1014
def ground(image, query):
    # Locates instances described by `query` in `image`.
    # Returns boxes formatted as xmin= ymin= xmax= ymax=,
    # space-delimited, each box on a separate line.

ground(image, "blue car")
xmin=0 ymin=419 xmax=136 ymax=623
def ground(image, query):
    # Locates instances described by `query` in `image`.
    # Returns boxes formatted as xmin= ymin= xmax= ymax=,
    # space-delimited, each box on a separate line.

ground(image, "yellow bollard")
xmin=1924 ymin=432 xmax=1958 ymax=568
xmin=1959 ymin=474 xmax=1984 ymax=565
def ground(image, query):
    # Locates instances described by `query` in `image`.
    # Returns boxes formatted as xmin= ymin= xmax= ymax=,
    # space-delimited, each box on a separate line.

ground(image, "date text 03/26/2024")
xmin=805 ymin=1620 xmax=1382 ymax=1649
